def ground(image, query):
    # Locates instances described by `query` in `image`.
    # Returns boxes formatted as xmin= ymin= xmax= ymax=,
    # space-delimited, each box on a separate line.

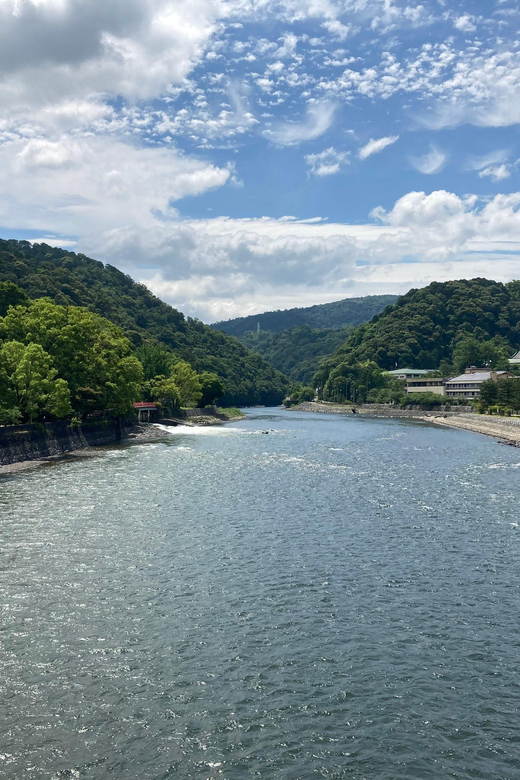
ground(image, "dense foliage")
xmin=239 ymin=324 xmax=354 ymax=384
xmin=315 ymin=279 xmax=520 ymax=399
xmin=479 ymin=378 xmax=520 ymax=413
xmin=211 ymin=294 xmax=398 ymax=337
xmin=0 ymin=239 xmax=287 ymax=406
xmin=0 ymin=295 xmax=143 ymax=423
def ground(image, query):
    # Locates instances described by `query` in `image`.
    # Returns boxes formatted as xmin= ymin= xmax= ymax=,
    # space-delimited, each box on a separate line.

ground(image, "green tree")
xmin=149 ymin=376 xmax=181 ymax=412
xmin=0 ymin=341 xmax=72 ymax=422
xmin=135 ymin=342 xmax=174 ymax=381
xmin=0 ymin=281 xmax=28 ymax=317
xmin=170 ymin=360 xmax=202 ymax=407
xmin=479 ymin=379 xmax=498 ymax=408
xmin=199 ymin=371 xmax=225 ymax=406
xmin=0 ymin=298 xmax=143 ymax=416
xmin=497 ymin=379 xmax=520 ymax=410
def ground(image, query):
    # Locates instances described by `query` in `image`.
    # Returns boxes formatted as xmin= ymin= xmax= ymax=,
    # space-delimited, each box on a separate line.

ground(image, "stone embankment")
xmin=291 ymin=401 xmax=473 ymax=418
xmin=290 ymin=402 xmax=520 ymax=446
xmin=0 ymin=407 xmax=246 ymax=474
xmin=0 ymin=418 xmax=135 ymax=470
xmin=427 ymin=413 xmax=520 ymax=446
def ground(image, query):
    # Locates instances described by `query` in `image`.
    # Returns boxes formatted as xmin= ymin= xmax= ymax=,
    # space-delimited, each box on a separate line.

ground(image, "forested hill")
xmin=315 ymin=278 xmax=520 ymax=394
xmin=0 ymin=239 xmax=287 ymax=406
xmin=211 ymin=294 xmax=398 ymax=337
xmin=240 ymin=325 xmax=354 ymax=385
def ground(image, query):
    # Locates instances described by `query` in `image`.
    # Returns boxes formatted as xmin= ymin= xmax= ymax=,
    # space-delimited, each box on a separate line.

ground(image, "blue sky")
xmin=1 ymin=0 xmax=520 ymax=320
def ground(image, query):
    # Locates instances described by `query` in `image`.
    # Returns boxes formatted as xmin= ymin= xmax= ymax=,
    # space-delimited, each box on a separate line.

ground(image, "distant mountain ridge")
xmin=211 ymin=294 xmax=399 ymax=337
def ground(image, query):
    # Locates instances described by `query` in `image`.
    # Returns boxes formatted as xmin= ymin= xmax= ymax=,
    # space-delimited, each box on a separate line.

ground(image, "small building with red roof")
xmin=133 ymin=402 xmax=159 ymax=423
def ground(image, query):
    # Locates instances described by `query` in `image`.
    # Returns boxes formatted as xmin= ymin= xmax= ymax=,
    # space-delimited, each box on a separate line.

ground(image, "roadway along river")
xmin=1 ymin=408 xmax=520 ymax=779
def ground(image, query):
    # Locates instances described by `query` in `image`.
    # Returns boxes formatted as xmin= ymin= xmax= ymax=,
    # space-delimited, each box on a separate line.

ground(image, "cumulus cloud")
xmin=358 ymin=135 xmax=399 ymax=159
xmin=0 ymin=134 xmax=231 ymax=234
xmin=263 ymin=100 xmax=337 ymax=145
xmin=453 ymin=14 xmax=477 ymax=32
xmin=305 ymin=146 xmax=350 ymax=175
xmin=0 ymin=0 xmax=219 ymax=116
xmin=410 ymin=146 xmax=446 ymax=174
xmin=73 ymin=191 xmax=520 ymax=320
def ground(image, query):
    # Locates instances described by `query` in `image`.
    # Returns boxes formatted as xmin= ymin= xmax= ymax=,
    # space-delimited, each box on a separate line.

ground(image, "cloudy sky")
xmin=2 ymin=0 xmax=520 ymax=321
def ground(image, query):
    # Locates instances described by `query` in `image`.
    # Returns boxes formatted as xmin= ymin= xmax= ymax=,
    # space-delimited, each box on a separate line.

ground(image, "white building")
xmin=509 ymin=350 xmax=520 ymax=366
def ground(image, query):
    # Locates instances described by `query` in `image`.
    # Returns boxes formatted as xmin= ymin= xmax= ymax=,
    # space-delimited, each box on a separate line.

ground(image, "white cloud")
xmin=321 ymin=19 xmax=351 ymax=40
xmin=358 ymin=135 xmax=399 ymax=159
xmin=479 ymin=164 xmax=511 ymax=182
xmin=264 ymin=100 xmax=337 ymax=145
xmin=453 ymin=14 xmax=477 ymax=32
xmin=0 ymin=0 xmax=219 ymax=117
xmin=72 ymin=191 xmax=520 ymax=320
xmin=0 ymin=134 xmax=231 ymax=234
xmin=410 ymin=146 xmax=446 ymax=174
xmin=465 ymin=150 xmax=511 ymax=181
xmin=305 ymin=146 xmax=350 ymax=175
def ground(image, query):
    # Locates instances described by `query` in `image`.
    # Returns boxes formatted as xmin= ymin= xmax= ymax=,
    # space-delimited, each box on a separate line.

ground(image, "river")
xmin=1 ymin=408 xmax=520 ymax=779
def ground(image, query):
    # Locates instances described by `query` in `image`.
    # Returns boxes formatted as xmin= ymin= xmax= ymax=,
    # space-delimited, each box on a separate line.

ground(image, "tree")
xmin=0 ymin=281 xmax=28 ymax=317
xmin=169 ymin=360 xmax=202 ymax=407
xmin=479 ymin=379 xmax=498 ymax=408
xmin=135 ymin=342 xmax=174 ymax=381
xmin=199 ymin=372 xmax=225 ymax=406
xmin=149 ymin=376 xmax=181 ymax=412
xmin=0 ymin=298 xmax=143 ymax=416
xmin=497 ymin=379 xmax=520 ymax=410
xmin=0 ymin=341 xmax=72 ymax=422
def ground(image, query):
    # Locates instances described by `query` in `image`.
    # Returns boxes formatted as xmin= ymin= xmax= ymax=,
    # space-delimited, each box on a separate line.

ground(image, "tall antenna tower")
xmin=257 ymin=322 xmax=260 ymax=334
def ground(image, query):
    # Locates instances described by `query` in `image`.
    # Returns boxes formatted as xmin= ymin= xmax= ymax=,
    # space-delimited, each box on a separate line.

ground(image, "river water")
xmin=1 ymin=408 xmax=520 ymax=779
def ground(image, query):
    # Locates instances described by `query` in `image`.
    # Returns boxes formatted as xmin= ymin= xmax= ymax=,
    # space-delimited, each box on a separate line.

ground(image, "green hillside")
xmin=0 ymin=239 xmax=287 ymax=406
xmin=240 ymin=324 xmax=354 ymax=385
xmin=315 ymin=278 xmax=520 ymax=398
xmin=211 ymin=294 xmax=398 ymax=337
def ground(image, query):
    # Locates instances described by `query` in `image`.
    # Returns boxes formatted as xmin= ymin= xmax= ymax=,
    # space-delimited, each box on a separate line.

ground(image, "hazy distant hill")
xmin=211 ymin=294 xmax=398 ymax=337
xmin=0 ymin=239 xmax=288 ymax=406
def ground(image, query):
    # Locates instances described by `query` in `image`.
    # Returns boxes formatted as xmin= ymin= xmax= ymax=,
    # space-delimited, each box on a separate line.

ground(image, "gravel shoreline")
xmin=290 ymin=402 xmax=520 ymax=447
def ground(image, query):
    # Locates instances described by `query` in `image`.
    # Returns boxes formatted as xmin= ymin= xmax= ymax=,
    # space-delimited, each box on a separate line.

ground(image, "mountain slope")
xmin=211 ymin=294 xmax=398 ymax=337
xmin=0 ymin=239 xmax=287 ymax=406
xmin=239 ymin=324 xmax=354 ymax=385
xmin=314 ymin=278 xmax=520 ymax=395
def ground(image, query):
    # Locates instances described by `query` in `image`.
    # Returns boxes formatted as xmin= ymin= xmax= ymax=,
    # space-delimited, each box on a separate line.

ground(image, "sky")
xmin=1 ymin=0 xmax=520 ymax=322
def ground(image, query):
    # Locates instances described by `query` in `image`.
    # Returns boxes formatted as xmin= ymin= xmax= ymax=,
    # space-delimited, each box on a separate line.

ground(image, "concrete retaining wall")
xmin=0 ymin=418 xmax=135 ymax=466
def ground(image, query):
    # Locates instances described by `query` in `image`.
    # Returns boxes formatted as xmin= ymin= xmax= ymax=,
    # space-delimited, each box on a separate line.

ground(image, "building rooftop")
xmin=133 ymin=402 xmax=158 ymax=408
xmin=446 ymin=371 xmax=507 ymax=384
xmin=386 ymin=368 xmax=430 ymax=376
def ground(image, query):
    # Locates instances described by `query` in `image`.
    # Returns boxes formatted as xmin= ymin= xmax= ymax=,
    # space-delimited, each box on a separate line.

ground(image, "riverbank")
xmin=290 ymin=401 xmax=520 ymax=446
xmin=0 ymin=408 xmax=246 ymax=475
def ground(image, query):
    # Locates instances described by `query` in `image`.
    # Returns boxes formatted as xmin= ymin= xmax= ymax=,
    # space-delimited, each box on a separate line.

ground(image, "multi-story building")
xmin=405 ymin=378 xmax=446 ymax=396
xmin=444 ymin=368 xmax=515 ymax=399
xmin=385 ymin=368 xmax=431 ymax=381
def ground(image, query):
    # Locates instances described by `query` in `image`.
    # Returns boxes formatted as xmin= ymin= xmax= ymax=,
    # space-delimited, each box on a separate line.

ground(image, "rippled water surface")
xmin=2 ymin=408 xmax=520 ymax=779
